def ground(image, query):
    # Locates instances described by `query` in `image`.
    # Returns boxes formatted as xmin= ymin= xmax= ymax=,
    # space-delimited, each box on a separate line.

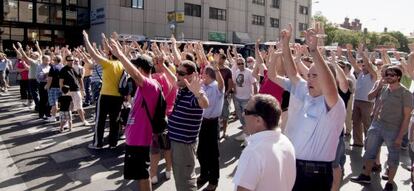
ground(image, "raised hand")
xmin=280 ymin=24 xmax=293 ymax=45
xmin=336 ymin=46 xmax=343 ymax=59
xmin=304 ymin=29 xmax=318 ymax=51
xmin=346 ymin=44 xmax=353 ymax=52
xmin=108 ymin=38 xmax=123 ymax=59
xmin=184 ymin=75 xmax=203 ymax=95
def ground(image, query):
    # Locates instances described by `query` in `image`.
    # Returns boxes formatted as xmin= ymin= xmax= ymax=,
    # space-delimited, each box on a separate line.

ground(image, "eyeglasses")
xmin=244 ymin=109 xmax=259 ymax=116
xmin=385 ymin=73 xmax=396 ymax=77
xmin=176 ymin=70 xmax=188 ymax=76
xmin=237 ymin=62 xmax=244 ymax=66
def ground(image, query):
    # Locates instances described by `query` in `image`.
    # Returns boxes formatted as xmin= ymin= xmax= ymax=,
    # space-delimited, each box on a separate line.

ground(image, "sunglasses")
xmin=244 ymin=108 xmax=259 ymax=116
xmin=237 ymin=62 xmax=244 ymax=65
xmin=177 ymin=70 xmax=188 ymax=76
xmin=385 ymin=73 xmax=396 ymax=77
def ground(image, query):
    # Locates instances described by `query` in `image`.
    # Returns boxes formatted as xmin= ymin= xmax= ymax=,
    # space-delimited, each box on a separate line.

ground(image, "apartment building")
xmin=89 ymin=0 xmax=312 ymax=44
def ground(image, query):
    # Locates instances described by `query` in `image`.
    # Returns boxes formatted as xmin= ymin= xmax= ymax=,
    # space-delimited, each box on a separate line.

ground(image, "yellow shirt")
xmin=99 ymin=59 xmax=124 ymax=96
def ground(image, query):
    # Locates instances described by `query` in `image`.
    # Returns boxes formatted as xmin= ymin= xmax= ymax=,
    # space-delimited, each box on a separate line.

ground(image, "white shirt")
xmin=354 ymin=72 xmax=375 ymax=102
xmin=233 ymin=129 xmax=296 ymax=191
xmin=232 ymin=68 xmax=256 ymax=100
xmin=283 ymin=78 xmax=346 ymax=161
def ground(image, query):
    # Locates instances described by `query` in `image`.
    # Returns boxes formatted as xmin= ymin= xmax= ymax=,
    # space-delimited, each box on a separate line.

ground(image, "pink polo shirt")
xmin=152 ymin=73 xmax=177 ymax=116
xmin=125 ymin=77 xmax=160 ymax=146
xmin=259 ymin=70 xmax=284 ymax=103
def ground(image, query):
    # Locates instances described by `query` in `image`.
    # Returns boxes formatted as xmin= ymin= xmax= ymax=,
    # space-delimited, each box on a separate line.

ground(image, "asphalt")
xmin=0 ymin=86 xmax=413 ymax=191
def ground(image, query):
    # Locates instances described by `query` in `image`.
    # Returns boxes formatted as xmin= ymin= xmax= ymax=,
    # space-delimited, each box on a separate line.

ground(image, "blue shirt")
xmin=91 ymin=64 xmax=103 ymax=82
xmin=168 ymin=88 xmax=204 ymax=144
xmin=202 ymin=81 xmax=224 ymax=118
xmin=282 ymin=78 xmax=346 ymax=161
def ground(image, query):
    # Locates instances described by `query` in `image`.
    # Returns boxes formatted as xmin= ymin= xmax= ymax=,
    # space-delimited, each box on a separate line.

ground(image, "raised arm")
xmin=280 ymin=24 xmax=301 ymax=85
xmin=346 ymin=44 xmax=361 ymax=74
xmin=16 ymin=42 xmax=37 ymax=64
xmin=35 ymin=41 xmax=43 ymax=58
xmin=82 ymin=30 xmax=108 ymax=64
xmin=108 ymin=38 xmax=146 ymax=87
xmin=305 ymin=26 xmax=338 ymax=109
xmin=359 ymin=45 xmax=377 ymax=81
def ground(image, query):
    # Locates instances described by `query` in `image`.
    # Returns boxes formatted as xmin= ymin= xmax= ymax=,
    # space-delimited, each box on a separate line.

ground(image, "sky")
xmin=311 ymin=0 xmax=414 ymax=36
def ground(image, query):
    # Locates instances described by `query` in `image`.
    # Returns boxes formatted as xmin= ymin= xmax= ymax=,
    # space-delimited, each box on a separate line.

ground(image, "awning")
xmin=233 ymin=32 xmax=251 ymax=44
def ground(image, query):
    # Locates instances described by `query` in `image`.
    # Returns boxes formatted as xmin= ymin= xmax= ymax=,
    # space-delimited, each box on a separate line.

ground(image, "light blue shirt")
xmin=282 ymin=78 xmax=346 ymax=161
xmin=202 ymin=81 xmax=224 ymax=118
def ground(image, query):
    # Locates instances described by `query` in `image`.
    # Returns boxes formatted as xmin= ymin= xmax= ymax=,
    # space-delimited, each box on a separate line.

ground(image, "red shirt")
xmin=16 ymin=59 xmax=29 ymax=80
xmin=259 ymin=70 xmax=284 ymax=103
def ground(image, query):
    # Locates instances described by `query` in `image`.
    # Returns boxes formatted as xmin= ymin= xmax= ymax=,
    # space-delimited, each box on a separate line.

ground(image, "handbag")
xmin=142 ymin=96 xmax=171 ymax=150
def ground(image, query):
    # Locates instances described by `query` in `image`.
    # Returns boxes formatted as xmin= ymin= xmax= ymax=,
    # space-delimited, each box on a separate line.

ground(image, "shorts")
xmin=69 ymin=91 xmax=83 ymax=110
xmin=363 ymin=125 xmax=400 ymax=168
xmin=48 ymin=88 xmax=61 ymax=106
xmin=60 ymin=111 xmax=72 ymax=122
xmin=124 ymin=145 xmax=150 ymax=180
xmin=220 ymin=95 xmax=230 ymax=119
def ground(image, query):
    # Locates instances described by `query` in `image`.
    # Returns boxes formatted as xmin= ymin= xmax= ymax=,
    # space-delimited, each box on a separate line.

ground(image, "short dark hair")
xmin=385 ymin=66 xmax=403 ymax=82
xmin=65 ymin=55 xmax=74 ymax=61
xmin=131 ymin=55 xmax=154 ymax=74
xmin=181 ymin=60 xmax=197 ymax=75
xmin=252 ymin=94 xmax=281 ymax=130
xmin=219 ymin=53 xmax=227 ymax=60
xmin=61 ymin=85 xmax=70 ymax=94
xmin=184 ymin=53 xmax=195 ymax=62
xmin=204 ymin=67 xmax=216 ymax=80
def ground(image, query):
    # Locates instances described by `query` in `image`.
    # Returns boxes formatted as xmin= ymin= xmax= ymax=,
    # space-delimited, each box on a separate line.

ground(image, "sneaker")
xmin=151 ymin=176 xmax=158 ymax=184
xmin=165 ymin=171 xmax=171 ymax=180
xmin=350 ymin=174 xmax=371 ymax=184
xmin=234 ymin=133 xmax=246 ymax=142
xmin=83 ymin=121 xmax=91 ymax=126
xmin=401 ymin=145 xmax=408 ymax=150
xmin=381 ymin=168 xmax=389 ymax=180
xmin=46 ymin=117 xmax=57 ymax=123
xmin=383 ymin=182 xmax=393 ymax=191
xmin=88 ymin=143 xmax=103 ymax=150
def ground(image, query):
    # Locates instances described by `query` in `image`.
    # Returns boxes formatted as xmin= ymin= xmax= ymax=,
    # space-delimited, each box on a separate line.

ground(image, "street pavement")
xmin=0 ymin=86 xmax=413 ymax=191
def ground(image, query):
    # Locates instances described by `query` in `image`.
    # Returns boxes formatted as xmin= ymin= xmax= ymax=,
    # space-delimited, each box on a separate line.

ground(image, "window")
xmin=121 ymin=0 xmax=144 ymax=9
xmin=19 ymin=1 xmax=33 ymax=22
xmin=299 ymin=5 xmax=308 ymax=15
xmin=299 ymin=23 xmax=308 ymax=31
xmin=4 ymin=0 xmax=18 ymax=21
xmin=252 ymin=0 xmax=265 ymax=6
xmin=185 ymin=3 xmax=201 ymax=17
xmin=270 ymin=18 xmax=279 ymax=28
xmin=271 ymin=0 xmax=280 ymax=8
xmin=209 ymin=7 xmax=226 ymax=21
xmin=252 ymin=15 xmax=265 ymax=26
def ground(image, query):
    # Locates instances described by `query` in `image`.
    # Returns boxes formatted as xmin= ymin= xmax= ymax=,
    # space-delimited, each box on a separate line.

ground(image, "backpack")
xmin=118 ymin=70 xmax=130 ymax=96
xmin=142 ymin=83 xmax=168 ymax=134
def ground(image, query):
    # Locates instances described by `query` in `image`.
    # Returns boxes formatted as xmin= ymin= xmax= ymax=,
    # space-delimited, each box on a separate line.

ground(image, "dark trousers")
xmin=83 ymin=76 xmax=92 ymax=104
xmin=91 ymin=81 xmax=101 ymax=104
xmin=38 ymin=82 xmax=51 ymax=118
xmin=28 ymin=79 xmax=40 ymax=110
xmin=92 ymin=94 xmax=123 ymax=147
xmin=292 ymin=160 xmax=333 ymax=191
xmin=197 ymin=117 xmax=220 ymax=185
xmin=19 ymin=80 xmax=32 ymax=100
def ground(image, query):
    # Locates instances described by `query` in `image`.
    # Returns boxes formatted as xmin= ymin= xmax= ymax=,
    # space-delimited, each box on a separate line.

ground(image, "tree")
xmin=379 ymin=33 xmax=399 ymax=49
xmin=387 ymin=31 xmax=409 ymax=52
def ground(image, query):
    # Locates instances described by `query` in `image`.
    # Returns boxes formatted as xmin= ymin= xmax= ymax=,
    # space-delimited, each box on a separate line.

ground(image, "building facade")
xmin=0 ymin=0 xmax=90 ymax=54
xmin=89 ymin=0 xmax=311 ymax=44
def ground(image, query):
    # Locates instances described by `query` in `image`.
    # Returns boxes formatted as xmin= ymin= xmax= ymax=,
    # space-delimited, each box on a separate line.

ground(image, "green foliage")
xmin=312 ymin=14 xmax=410 ymax=52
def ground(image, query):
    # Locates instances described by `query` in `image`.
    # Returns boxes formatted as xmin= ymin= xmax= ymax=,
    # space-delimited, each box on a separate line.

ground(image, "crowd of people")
xmin=2 ymin=22 xmax=414 ymax=191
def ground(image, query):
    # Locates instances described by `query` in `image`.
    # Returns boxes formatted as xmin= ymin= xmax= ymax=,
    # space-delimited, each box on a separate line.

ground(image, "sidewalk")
xmin=0 ymin=86 xmax=413 ymax=191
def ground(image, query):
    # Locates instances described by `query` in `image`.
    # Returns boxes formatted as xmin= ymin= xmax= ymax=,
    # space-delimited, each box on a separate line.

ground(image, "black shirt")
xmin=58 ymin=95 xmax=72 ymax=112
xmin=48 ymin=64 xmax=61 ymax=88
xmin=59 ymin=65 xmax=81 ymax=91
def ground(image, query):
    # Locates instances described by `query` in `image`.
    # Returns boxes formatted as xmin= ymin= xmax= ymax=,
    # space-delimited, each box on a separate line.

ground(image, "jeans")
xmin=332 ymin=133 xmax=346 ymax=169
xmin=364 ymin=124 xmax=400 ymax=168
xmin=83 ymin=76 xmax=92 ymax=104
xmin=233 ymin=96 xmax=249 ymax=126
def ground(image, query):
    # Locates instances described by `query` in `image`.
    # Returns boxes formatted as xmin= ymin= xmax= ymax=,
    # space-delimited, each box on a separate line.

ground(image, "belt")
xmin=203 ymin=117 xmax=218 ymax=121
xmin=296 ymin=159 xmax=332 ymax=175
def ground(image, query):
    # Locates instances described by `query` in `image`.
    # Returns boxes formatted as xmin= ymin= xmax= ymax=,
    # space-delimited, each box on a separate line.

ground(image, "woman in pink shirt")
xmin=15 ymin=53 xmax=32 ymax=106
xmin=149 ymin=57 xmax=178 ymax=184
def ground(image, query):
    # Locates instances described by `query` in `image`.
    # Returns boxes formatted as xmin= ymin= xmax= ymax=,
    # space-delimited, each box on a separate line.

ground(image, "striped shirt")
xmin=168 ymin=88 xmax=204 ymax=144
xmin=91 ymin=64 xmax=103 ymax=82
